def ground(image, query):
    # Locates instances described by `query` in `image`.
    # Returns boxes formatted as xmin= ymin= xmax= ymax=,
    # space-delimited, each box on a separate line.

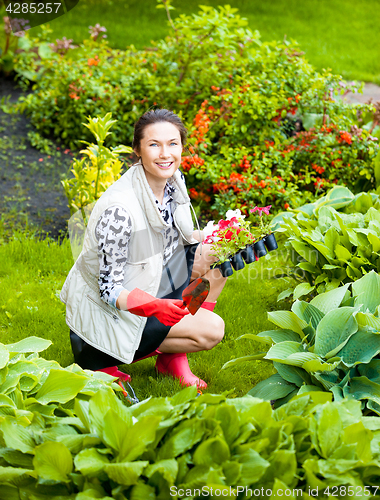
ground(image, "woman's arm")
xmin=192 ymin=229 xmax=205 ymax=243
xmin=95 ymin=206 xmax=132 ymax=309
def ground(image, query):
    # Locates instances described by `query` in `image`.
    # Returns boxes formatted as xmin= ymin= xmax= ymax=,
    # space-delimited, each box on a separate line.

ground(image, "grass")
xmin=0 ymin=228 xmax=295 ymax=401
xmin=1 ymin=0 xmax=378 ymax=83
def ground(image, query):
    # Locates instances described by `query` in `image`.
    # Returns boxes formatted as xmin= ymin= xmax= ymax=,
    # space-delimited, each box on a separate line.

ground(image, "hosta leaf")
xmin=313 ymin=370 xmax=339 ymax=390
xmin=1 ymin=418 xmax=35 ymax=453
xmin=157 ymin=418 xmax=205 ymax=460
xmin=257 ymin=330 xmax=302 ymax=344
xmin=238 ymin=449 xmax=270 ymax=485
xmin=344 ymin=376 xmax=380 ymax=406
xmin=265 ymin=341 xmax=302 ymax=361
xmin=314 ymin=307 xmax=359 ymax=358
xmin=34 ymin=369 xmax=88 ymax=404
xmin=5 ymin=337 xmax=52 ymax=353
xmin=277 ymin=288 xmax=293 ymax=301
xmin=290 ymin=240 xmax=317 ymax=266
xmin=119 ymin=416 xmax=161 ymax=462
xmin=267 ymin=311 xmax=308 ymax=337
xmin=193 ymin=436 xmax=230 ymax=466
xmin=0 ymin=346 xmax=9 ymax=370
xmin=302 ymin=358 xmax=340 ymax=373
xmin=291 ymin=300 xmax=324 ymax=330
xmin=343 ymin=421 xmax=372 ymax=462
xmin=368 ymin=232 xmax=380 ymax=253
xmin=316 ymin=403 xmax=342 ymax=458
xmin=104 ymin=461 xmax=149 ymax=486
xmin=352 ymin=270 xmax=380 ymax=314
xmin=144 ymin=459 xmax=178 ymax=485
xmin=273 ymin=362 xmax=307 ymax=386
xmin=334 ymin=244 xmax=352 ymax=261
xmin=248 ymin=373 xmax=297 ymax=400
xmin=33 ymin=441 xmax=73 ymax=482
xmin=0 ymin=466 xmax=33 ymax=484
xmin=309 ymin=283 xmax=350 ymax=314
xmin=74 ymin=448 xmax=110 ymax=476
xmin=337 ymin=329 xmax=380 ymax=367
xmin=293 ymin=283 xmax=315 ymax=300
xmin=221 ymin=353 xmax=266 ymax=370
xmin=357 ymin=359 xmax=380 ymax=384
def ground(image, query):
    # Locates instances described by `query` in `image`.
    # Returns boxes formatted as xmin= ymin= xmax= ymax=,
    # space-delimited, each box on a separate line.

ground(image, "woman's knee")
xmin=198 ymin=313 xmax=225 ymax=350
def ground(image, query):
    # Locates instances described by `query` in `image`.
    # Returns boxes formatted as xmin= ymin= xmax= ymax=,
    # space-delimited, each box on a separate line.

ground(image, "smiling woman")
xmin=60 ymin=108 xmax=230 ymax=389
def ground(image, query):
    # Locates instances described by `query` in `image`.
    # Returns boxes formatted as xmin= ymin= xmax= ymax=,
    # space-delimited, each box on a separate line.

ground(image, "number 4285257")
xmin=6 ymin=3 xmax=62 ymax=14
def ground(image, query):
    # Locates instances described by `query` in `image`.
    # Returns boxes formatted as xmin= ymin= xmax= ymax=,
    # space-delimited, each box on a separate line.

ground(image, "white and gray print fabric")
xmin=95 ymin=176 xmax=184 ymax=308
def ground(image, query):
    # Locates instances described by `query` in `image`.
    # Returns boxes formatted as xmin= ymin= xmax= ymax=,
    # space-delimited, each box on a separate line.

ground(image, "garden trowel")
xmin=181 ymin=277 xmax=210 ymax=315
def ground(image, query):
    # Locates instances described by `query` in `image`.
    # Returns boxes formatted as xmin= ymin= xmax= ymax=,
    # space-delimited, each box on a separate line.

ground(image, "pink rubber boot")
xmin=155 ymin=352 xmax=207 ymax=389
xmin=96 ymin=366 xmax=131 ymax=383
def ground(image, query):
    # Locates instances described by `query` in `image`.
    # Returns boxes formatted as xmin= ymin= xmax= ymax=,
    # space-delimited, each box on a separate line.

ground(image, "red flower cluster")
xmin=312 ymin=164 xmax=325 ymax=174
xmin=190 ymin=101 xmax=211 ymax=146
xmin=181 ymin=154 xmax=205 ymax=172
xmin=338 ymin=131 xmax=352 ymax=145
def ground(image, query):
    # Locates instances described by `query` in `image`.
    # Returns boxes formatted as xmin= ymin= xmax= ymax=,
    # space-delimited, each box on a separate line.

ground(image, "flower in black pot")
xmin=202 ymin=209 xmax=255 ymax=275
xmin=249 ymin=205 xmax=278 ymax=255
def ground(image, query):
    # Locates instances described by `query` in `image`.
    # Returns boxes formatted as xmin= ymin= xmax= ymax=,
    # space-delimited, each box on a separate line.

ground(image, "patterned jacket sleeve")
xmin=95 ymin=206 xmax=132 ymax=308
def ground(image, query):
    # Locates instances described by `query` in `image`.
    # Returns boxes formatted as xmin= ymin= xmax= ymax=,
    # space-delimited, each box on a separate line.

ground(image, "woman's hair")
xmin=132 ymin=109 xmax=187 ymax=153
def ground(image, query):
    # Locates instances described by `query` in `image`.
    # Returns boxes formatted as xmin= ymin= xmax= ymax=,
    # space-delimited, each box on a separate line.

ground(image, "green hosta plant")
xmin=273 ymin=186 xmax=380 ymax=301
xmin=61 ymin=113 xmax=132 ymax=222
xmin=3 ymin=335 xmax=380 ymax=495
xmin=223 ymin=271 xmax=380 ymax=413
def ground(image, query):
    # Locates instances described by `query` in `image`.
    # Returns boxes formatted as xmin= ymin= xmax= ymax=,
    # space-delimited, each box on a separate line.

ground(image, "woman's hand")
xmin=125 ymin=288 xmax=189 ymax=326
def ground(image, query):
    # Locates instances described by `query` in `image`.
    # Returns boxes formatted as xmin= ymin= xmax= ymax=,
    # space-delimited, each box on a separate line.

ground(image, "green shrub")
xmin=6 ymin=2 xmax=378 ymax=217
xmin=2 ymin=336 xmax=380 ymax=496
xmin=224 ymin=271 xmax=380 ymax=415
xmin=272 ymin=186 xmax=380 ymax=300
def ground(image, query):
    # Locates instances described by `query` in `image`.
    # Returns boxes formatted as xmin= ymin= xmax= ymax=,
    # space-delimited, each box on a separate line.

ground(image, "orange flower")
xmin=284 ymin=203 xmax=290 ymax=209
xmin=87 ymin=55 xmax=99 ymax=66
xmin=69 ymin=92 xmax=80 ymax=100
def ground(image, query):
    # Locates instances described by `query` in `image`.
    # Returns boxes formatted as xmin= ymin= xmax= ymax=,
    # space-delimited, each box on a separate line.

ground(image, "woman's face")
xmin=134 ymin=121 xmax=183 ymax=187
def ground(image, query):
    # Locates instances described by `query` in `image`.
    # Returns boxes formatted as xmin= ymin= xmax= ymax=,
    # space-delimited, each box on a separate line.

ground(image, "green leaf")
xmin=0 ymin=345 xmax=9 ymax=370
xmin=35 ymin=369 xmax=88 ymax=404
xmin=337 ymin=329 xmax=380 ymax=367
xmin=238 ymin=449 xmax=270 ymax=485
xmin=334 ymin=244 xmax=352 ymax=261
xmin=1 ymin=417 xmax=35 ymax=453
xmin=314 ymin=307 xmax=359 ymax=358
xmin=157 ymin=418 xmax=205 ymax=460
xmin=317 ymin=403 xmax=342 ymax=458
xmin=5 ymin=336 xmax=52 ymax=353
xmin=267 ymin=311 xmax=308 ymax=337
xmin=74 ymin=448 xmax=110 ymax=476
xmin=265 ymin=342 xmax=318 ymax=367
xmin=293 ymin=283 xmax=315 ymax=300
xmin=193 ymin=436 xmax=230 ymax=465
xmin=310 ymin=284 xmax=349 ymax=314
xmin=273 ymin=362 xmax=307 ymax=386
xmin=33 ymin=442 xmax=73 ymax=482
xmin=291 ymin=300 xmax=324 ymax=330
xmin=248 ymin=373 xmax=296 ymax=400
xmin=0 ymin=466 xmax=33 ymax=485
xmin=352 ymin=270 xmax=380 ymax=314
xmin=119 ymin=416 xmax=161 ymax=462
xmin=343 ymin=421 xmax=372 ymax=462
xmin=221 ymin=353 xmax=266 ymax=370
xmin=277 ymin=288 xmax=293 ymax=301
xmin=144 ymin=459 xmax=178 ymax=485
xmin=104 ymin=461 xmax=149 ymax=486
xmin=257 ymin=330 xmax=302 ymax=344
xmin=344 ymin=376 xmax=380 ymax=406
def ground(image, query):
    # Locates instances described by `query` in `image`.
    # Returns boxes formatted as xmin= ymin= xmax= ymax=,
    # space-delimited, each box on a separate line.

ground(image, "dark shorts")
xmin=70 ymin=242 xmax=200 ymax=370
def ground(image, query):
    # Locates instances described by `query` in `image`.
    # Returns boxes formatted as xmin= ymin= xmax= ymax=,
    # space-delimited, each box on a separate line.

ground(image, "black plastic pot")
xmin=263 ymin=233 xmax=278 ymax=252
xmin=215 ymin=260 xmax=234 ymax=277
xmin=240 ymin=244 xmax=256 ymax=264
xmin=253 ymin=239 xmax=267 ymax=258
xmin=230 ymin=251 xmax=245 ymax=271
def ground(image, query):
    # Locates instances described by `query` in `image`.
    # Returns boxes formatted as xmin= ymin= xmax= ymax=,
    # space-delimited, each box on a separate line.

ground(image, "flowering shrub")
xmin=4 ymin=1 xmax=378 ymax=217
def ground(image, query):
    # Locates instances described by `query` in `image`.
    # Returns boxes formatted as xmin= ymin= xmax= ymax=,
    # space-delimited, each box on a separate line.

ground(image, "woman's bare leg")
xmin=158 ymin=244 xmax=228 ymax=353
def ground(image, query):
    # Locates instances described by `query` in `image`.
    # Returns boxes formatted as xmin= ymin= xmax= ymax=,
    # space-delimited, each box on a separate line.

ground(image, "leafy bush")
xmin=2 ymin=336 xmax=380 ymax=496
xmin=273 ymin=186 xmax=380 ymax=300
xmin=5 ymin=2 xmax=378 ymax=217
xmin=224 ymin=271 xmax=380 ymax=415
xmin=61 ymin=113 xmax=132 ymax=219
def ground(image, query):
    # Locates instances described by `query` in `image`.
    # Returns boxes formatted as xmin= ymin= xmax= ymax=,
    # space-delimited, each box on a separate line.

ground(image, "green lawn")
xmin=2 ymin=0 xmax=378 ymax=83
xmin=0 ymin=228 xmax=295 ymax=401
